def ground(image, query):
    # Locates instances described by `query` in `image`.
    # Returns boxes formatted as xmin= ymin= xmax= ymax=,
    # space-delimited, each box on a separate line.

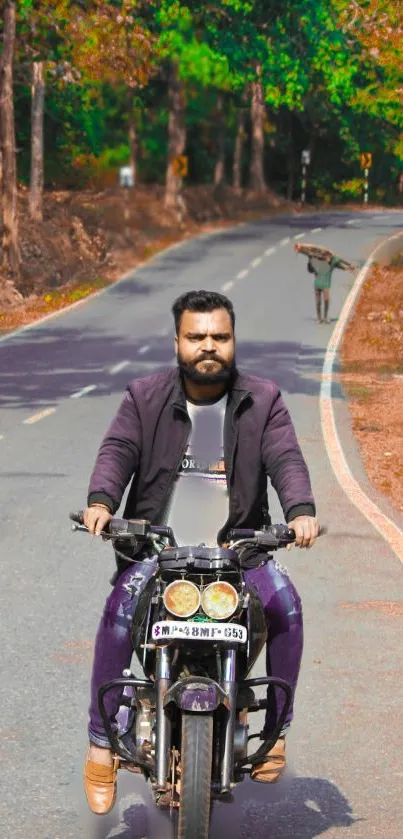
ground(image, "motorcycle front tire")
xmin=178 ymin=711 xmax=213 ymax=839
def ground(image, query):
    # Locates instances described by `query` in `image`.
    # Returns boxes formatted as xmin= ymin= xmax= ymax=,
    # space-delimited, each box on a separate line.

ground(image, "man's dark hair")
xmin=172 ymin=290 xmax=235 ymax=334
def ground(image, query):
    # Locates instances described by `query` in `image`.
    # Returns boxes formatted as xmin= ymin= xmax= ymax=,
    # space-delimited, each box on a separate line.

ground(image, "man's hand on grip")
xmin=286 ymin=515 xmax=319 ymax=549
xmin=84 ymin=504 xmax=112 ymax=536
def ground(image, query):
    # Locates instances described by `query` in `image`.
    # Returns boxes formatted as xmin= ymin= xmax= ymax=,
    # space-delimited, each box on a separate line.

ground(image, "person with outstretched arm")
xmin=294 ymin=242 xmax=355 ymax=323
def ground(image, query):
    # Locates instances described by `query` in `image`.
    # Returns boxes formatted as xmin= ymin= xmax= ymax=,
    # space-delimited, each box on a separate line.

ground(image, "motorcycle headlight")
xmin=163 ymin=580 xmax=201 ymax=618
xmin=201 ymin=581 xmax=239 ymax=620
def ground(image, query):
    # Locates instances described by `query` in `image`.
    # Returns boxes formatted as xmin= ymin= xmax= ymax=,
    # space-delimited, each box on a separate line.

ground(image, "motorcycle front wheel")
xmin=177 ymin=712 xmax=213 ymax=839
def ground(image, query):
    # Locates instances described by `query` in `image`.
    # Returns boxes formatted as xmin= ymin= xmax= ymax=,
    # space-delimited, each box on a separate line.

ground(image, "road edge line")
xmin=320 ymin=231 xmax=403 ymax=563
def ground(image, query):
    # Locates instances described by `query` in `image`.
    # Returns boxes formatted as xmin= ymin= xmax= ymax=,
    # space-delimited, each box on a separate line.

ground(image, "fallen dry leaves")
xmin=340 ymin=260 xmax=403 ymax=514
xmin=0 ymin=183 xmax=289 ymax=334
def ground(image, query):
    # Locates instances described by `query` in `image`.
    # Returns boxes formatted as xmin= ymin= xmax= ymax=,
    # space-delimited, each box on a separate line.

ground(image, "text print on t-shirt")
xmin=179 ymin=398 xmax=227 ymax=486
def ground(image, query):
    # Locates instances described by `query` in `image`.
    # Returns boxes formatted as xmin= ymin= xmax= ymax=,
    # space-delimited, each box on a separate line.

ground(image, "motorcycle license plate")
xmin=151 ymin=621 xmax=247 ymax=644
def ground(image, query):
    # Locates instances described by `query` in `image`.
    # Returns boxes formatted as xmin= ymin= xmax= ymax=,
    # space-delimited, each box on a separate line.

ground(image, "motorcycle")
xmin=71 ymin=512 xmax=296 ymax=839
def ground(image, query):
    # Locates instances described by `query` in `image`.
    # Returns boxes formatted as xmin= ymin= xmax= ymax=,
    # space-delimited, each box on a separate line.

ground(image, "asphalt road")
xmin=1 ymin=210 xmax=403 ymax=839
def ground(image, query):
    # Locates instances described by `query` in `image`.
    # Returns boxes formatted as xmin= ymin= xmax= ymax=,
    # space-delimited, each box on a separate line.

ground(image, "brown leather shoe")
xmin=84 ymin=751 xmax=119 ymax=815
xmin=250 ymin=736 xmax=286 ymax=783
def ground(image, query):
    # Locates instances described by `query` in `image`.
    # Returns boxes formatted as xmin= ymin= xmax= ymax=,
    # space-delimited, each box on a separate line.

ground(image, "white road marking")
xmin=265 ymin=247 xmax=277 ymax=256
xmin=70 ymin=384 xmax=97 ymax=399
xmin=320 ymin=230 xmax=403 ymax=563
xmin=279 ymin=237 xmax=291 ymax=246
xmin=251 ymin=257 xmax=262 ymax=268
xmin=346 ymin=219 xmax=359 ymax=225
xmin=23 ymin=407 xmax=56 ymax=425
xmin=311 ymin=227 xmax=323 ymax=233
xmin=236 ymin=269 xmax=249 ymax=279
xmin=222 ymin=281 xmax=234 ymax=291
xmin=138 ymin=345 xmax=150 ymax=355
xmin=294 ymin=233 xmax=306 ymax=240
xmin=0 ymin=434 xmax=4 ymax=440
xmin=109 ymin=360 xmax=130 ymax=375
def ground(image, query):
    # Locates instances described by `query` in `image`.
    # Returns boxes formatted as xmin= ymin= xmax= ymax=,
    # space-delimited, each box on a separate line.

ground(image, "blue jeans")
xmin=88 ymin=557 xmax=303 ymax=747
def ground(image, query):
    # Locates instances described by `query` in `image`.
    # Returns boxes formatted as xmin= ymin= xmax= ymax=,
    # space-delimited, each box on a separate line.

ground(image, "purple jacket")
xmin=88 ymin=368 xmax=315 ymax=542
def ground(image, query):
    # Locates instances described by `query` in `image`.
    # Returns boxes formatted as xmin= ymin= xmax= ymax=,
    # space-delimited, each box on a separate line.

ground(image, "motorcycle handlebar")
xmin=69 ymin=512 xmax=175 ymax=544
xmin=69 ymin=513 xmax=299 ymax=549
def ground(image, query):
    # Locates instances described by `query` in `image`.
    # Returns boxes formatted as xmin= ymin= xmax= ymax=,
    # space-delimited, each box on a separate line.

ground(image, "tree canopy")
xmin=1 ymin=0 xmax=403 ymax=202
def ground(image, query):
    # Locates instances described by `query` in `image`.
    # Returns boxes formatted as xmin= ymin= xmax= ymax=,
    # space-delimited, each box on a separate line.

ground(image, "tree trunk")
xmin=286 ymin=113 xmax=295 ymax=201
xmin=0 ymin=1 xmax=20 ymax=280
xmin=127 ymin=87 xmax=137 ymax=187
xmin=165 ymin=64 xmax=186 ymax=212
xmin=29 ymin=60 xmax=45 ymax=222
xmin=233 ymin=105 xmax=246 ymax=193
xmin=249 ymin=67 xmax=266 ymax=193
xmin=214 ymin=92 xmax=225 ymax=186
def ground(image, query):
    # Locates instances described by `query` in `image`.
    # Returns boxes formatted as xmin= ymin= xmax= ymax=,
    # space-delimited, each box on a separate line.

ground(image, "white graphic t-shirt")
xmin=166 ymin=395 xmax=228 ymax=547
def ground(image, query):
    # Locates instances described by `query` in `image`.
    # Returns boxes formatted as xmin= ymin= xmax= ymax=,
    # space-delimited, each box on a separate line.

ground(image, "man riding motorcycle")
xmin=82 ymin=289 xmax=319 ymax=815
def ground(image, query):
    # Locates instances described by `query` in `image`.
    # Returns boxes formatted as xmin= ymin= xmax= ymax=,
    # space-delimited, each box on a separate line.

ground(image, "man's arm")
xmin=332 ymin=255 xmax=355 ymax=271
xmin=261 ymin=389 xmax=318 ymax=547
xmin=87 ymin=387 xmax=141 ymax=514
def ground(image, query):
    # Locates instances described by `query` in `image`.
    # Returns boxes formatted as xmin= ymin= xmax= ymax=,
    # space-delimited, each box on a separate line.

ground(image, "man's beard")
xmin=177 ymin=352 xmax=236 ymax=385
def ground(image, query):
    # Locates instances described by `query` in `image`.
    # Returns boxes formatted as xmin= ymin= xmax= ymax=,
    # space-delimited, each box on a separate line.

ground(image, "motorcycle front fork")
xmin=155 ymin=646 xmax=172 ymax=791
xmin=220 ymin=648 xmax=237 ymax=793
xmin=154 ymin=646 xmax=238 ymax=794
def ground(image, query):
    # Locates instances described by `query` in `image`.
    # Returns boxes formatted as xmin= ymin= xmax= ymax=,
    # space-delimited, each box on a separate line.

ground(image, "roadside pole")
xmin=360 ymin=153 xmax=372 ymax=205
xmin=119 ymin=165 xmax=135 ymax=241
xmin=301 ymin=149 xmax=311 ymax=205
xmin=364 ymin=169 xmax=369 ymax=204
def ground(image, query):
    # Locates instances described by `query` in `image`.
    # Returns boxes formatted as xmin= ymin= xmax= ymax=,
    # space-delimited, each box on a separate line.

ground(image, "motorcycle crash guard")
xmin=164 ymin=676 xmax=230 ymax=713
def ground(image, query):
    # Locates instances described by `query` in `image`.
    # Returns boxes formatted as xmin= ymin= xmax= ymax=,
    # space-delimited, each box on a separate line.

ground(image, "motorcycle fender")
xmin=164 ymin=676 xmax=229 ymax=713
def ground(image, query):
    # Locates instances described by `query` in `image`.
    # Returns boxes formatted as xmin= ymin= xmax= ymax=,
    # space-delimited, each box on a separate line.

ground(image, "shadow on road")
xmin=0 ymin=327 xmax=340 ymax=412
xmin=82 ymin=772 xmax=358 ymax=839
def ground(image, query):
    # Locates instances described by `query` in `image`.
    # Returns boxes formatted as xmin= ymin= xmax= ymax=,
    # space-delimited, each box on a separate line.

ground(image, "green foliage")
xmin=7 ymin=0 xmax=403 ymax=203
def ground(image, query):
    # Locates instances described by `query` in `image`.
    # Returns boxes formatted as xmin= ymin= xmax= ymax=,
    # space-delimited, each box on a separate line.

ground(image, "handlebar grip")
xmin=269 ymin=524 xmax=296 ymax=542
xmin=228 ymin=529 xmax=256 ymax=540
xmin=69 ymin=511 xmax=85 ymax=525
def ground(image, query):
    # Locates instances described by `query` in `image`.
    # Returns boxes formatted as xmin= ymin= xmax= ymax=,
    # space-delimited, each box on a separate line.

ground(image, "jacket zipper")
xmin=157 ymin=423 xmax=190 ymax=522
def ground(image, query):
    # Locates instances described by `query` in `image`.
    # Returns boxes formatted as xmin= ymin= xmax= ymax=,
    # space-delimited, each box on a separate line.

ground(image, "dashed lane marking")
xmin=109 ymin=360 xmax=130 ymax=375
xmin=251 ymin=257 xmax=262 ymax=268
xmin=265 ymin=247 xmax=277 ymax=256
xmin=279 ymin=237 xmax=291 ymax=246
xmin=236 ymin=269 xmax=249 ymax=279
xmin=311 ymin=227 xmax=323 ymax=233
xmin=138 ymin=345 xmax=150 ymax=355
xmin=70 ymin=385 xmax=97 ymax=399
xmin=23 ymin=408 xmax=57 ymax=425
xmin=222 ymin=281 xmax=234 ymax=291
xmin=294 ymin=233 xmax=306 ymax=240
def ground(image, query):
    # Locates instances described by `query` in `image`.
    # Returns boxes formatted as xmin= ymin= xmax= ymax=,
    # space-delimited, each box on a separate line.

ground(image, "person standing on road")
xmin=294 ymin=242 xmax=355 ymax=324
xmin=81 ymin=289 xmax=319 ymax=816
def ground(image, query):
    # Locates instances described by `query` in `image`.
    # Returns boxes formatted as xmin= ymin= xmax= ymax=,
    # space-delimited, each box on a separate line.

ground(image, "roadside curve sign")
xmin=360 ymin=152 xmax=372 ymax=169
xmin=172 ymin=155 xmax=188 ymax=177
